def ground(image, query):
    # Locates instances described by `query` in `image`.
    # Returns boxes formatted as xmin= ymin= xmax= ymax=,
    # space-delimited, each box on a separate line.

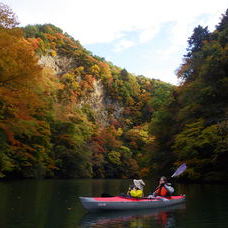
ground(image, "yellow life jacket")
xmin=129 ymin=189 xmax=143 ymax=198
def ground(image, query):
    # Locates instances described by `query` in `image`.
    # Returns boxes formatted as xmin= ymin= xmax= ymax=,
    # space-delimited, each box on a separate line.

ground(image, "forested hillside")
xmin=0 ymin=3 xmax=173 ymax=179
xmin=150 ymin=9 xmax=228 ymax=182
xmin=0 ymin=3 xmax=227 ymax=182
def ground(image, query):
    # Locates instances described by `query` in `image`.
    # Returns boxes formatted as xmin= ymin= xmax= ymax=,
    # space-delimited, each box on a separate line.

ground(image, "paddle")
xmin=171 ymin=163 xmax=187 ymax=178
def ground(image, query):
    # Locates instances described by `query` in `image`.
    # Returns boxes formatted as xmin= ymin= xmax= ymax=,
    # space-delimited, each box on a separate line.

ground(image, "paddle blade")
xmin=171 ymin=163 xmax=187 ymax=177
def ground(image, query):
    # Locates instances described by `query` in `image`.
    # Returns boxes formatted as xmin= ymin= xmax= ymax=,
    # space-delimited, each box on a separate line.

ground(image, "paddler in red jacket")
xmin=153 ymin=176 xmax=174 ymax=197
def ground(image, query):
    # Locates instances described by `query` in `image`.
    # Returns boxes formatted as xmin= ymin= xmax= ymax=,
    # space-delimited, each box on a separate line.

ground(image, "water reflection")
xmin=80 ymin=204 xmax=186 ymax=228
xmin=1 ymin=180 xmax=228 ymax=227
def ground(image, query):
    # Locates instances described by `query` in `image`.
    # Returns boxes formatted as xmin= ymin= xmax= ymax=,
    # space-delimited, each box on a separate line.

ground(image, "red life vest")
xmin=155 ymin=186 xmax=169 ymax=197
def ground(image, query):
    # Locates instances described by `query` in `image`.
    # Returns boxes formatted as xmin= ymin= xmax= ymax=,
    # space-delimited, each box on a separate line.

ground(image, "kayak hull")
xmin=79 ymin=196 xmax=185 ymax=212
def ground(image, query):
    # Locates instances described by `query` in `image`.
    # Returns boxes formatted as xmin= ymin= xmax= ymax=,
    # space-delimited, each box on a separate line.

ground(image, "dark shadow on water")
xmin=80 ymin=203 xmax=186 ymax=228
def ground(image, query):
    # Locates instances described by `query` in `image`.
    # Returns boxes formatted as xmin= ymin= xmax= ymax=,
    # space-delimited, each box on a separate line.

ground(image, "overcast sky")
xmin=3 ymin=0 xmax=227 ymax=84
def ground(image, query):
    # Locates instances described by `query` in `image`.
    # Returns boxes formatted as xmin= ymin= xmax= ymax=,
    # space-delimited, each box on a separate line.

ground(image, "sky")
xmin=3 ymin=0 xmax=228 ymax=84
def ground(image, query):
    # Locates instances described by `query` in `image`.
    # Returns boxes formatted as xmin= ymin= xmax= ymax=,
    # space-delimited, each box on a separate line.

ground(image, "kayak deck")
xmin=93 ymin=195 xmax=183 ymax=201
xmin=79 ymin=195 xmax=185 ymax=212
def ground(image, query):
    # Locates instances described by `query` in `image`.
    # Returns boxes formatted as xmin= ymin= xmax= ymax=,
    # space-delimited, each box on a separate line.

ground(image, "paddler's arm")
xmin=164 ymin=183 xmax=174 ymax=194
xmin=153 ymin=184 xmax=163 ymax=195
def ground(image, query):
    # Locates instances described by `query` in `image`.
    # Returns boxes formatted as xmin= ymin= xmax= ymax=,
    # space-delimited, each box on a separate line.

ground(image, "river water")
xmin=0 ymin=179 xmax=228 ymax=228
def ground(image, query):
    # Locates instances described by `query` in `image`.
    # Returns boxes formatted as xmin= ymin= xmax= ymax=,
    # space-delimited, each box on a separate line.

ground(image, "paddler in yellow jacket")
xmin=128 ymin=179 xmax=145 ymax=198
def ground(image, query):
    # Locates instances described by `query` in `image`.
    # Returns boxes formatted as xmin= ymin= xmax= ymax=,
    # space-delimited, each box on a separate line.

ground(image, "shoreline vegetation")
xmin=0 ymin=3 xmax=227 ymax=182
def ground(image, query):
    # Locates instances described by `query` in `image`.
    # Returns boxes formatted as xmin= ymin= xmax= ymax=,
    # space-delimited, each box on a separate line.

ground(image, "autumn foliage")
xmin=1 ymin=3 xmax=227 ymax=182
xmin=150 ymin=9 xmax=228 ymax=182
xmin=0 ymin=4 xmax=165 ymax=178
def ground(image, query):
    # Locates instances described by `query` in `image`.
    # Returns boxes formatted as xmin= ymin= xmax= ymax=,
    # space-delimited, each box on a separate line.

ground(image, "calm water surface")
xmin=0 ymin=179 xmax=228 ymax=228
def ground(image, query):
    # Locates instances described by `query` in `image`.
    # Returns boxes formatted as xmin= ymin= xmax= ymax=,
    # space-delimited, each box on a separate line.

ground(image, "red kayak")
xmin=79 ymin=195 xmax=185 ymax=212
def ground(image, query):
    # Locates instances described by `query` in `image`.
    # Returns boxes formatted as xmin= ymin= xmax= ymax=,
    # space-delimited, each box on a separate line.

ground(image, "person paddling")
xmin=153 ymin=176 xmax=174 ymax=197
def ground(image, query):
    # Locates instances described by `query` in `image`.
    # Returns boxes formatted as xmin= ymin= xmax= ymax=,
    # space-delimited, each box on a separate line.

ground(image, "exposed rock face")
xmin=79 ymin=79 xmax=124 ymax=126
xmin=39 ymin=55 xmax=124 ymax=126
xmin=39 ymin=55 xmax=75 ymax=75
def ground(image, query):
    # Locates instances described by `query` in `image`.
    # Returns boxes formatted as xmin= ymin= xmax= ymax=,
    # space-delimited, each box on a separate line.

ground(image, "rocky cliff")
xmin=39 ymin=54 xmax=124 ymax=126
